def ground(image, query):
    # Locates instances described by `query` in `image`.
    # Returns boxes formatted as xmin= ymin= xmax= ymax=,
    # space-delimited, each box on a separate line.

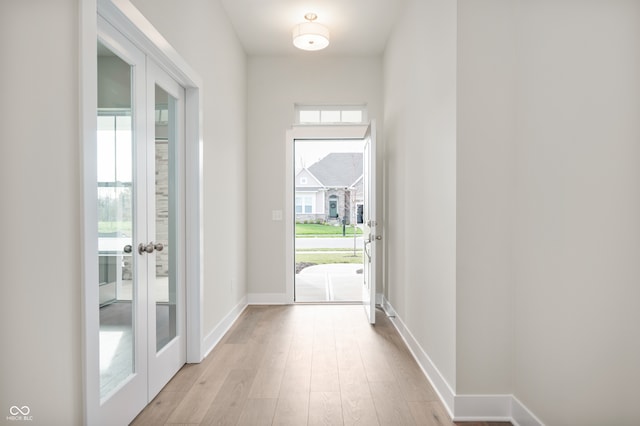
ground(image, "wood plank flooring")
xmin=131 ymin=305 xmax=511 ymax=426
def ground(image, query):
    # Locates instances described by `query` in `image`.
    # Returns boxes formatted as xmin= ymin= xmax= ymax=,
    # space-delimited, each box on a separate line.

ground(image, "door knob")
xmin=137 ymin=242 xmax=163 ymax=255
xmin=123 ymin=244 xmax=133 ymax=254
xmin=138 ymin=242 xmax=154 ymax=255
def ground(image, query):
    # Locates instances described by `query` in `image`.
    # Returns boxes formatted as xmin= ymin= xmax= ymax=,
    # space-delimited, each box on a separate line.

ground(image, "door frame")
xmin=285 ymin=125 xmax=370 ymax=303
xmin=81 ymin=0 xmax=204 ymax=423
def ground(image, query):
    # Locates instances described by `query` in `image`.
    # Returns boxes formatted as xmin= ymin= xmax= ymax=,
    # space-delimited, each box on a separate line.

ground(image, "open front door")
xmin=362 ymin=121 xmax=377 ymax=324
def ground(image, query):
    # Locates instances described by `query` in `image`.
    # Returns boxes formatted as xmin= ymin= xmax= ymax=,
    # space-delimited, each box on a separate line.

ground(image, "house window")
xmin=97 ymin=112 xmax=133 ymax=236
xmin=295 ymin=104 xmax=367 ymax=125
xmin=295 ymin=194 xmax=314 ymax=214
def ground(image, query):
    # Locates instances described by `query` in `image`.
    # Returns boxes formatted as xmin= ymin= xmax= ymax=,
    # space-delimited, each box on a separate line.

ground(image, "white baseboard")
xmin=247 ymin=293 xmax=290 ymax=304
xmin=511 ymin=396 xmax=545 ymax=426
xmin=381 ymin=296 xmax=456 ymax=417
xmin=454 ymin=395 xmax=543 ymax=426
xmin=202 ymin=296 xmax=247 ymax=358
xmin=381 ymin=296 xmax=543 ymax=426
xmin=454 ymin=394 xmax=512 ymax=421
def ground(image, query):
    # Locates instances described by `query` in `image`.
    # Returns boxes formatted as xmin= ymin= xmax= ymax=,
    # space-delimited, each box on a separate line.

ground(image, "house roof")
xmin=307 ymin=153 xmax=363 ymax=188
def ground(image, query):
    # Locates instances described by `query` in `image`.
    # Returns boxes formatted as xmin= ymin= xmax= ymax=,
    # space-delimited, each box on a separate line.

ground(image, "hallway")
xmin=131 ymin=305 xmax=510 ymax=425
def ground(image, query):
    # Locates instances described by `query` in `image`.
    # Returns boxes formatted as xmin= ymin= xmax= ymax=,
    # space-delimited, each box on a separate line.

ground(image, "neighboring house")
xmin=295 ymin=152 xmax=363 ymax=224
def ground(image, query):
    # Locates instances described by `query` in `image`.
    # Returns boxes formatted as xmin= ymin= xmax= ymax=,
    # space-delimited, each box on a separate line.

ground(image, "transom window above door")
xmin=295 ymin=104 xmax=367 ymax=125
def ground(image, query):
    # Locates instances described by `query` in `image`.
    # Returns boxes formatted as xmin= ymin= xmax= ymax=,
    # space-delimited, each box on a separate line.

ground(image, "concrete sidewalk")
xmin=296 ymin=263 xmax=363 ymax=302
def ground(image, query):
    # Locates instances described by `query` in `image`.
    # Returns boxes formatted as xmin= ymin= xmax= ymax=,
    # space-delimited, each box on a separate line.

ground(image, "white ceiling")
xmin=219 ymin=0 xmax=407 ymax=56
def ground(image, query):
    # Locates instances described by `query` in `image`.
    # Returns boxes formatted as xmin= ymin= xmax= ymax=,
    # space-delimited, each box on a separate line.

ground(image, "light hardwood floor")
xmin=131 ymin=305 xmax=511 ymax=426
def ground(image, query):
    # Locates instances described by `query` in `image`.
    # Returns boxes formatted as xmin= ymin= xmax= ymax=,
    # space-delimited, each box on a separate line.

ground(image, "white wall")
xmin=456 ymin=0 xmax=516 ymax=395
xmin=457 ymin=0 xmax=640 ymax=423
xmin=247 ymin=55 xmax=383 ymax=298
xmin=383 ymin=0 xmax=458 ymax=391
xmin=0 ymin=1 xmax=82 ymax=424
xmin=386 ymin=0 xmax=640 ymax=421
xmin=511 ymin=1 xmax=640 ymax=424
xmin=131 ymin=0 xmax=248 ymax=334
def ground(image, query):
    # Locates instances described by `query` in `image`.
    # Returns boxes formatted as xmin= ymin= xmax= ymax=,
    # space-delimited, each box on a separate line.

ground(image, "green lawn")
xmin=295 ymin=223 xmax=362 ymax=237
xmin=295 ymin=252 xmax=363 ymax=265
xmin=98 ymin=221 xmax=132 ymax=235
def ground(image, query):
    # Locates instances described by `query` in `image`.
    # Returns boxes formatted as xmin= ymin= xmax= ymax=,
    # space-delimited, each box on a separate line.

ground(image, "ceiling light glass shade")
xmin=292 ymin=22 xmax=330 ymax=51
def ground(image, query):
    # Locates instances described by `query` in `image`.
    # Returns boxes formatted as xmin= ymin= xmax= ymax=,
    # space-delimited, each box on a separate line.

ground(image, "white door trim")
xmin=81 ymin=0 xmax=204 ymax=424
xmin=285 ymin=125 xmax=368 ymax=303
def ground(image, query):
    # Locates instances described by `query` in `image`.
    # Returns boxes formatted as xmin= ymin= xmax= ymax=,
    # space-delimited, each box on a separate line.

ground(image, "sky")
xmin=294 ymin=139 xmax=364 ymax=172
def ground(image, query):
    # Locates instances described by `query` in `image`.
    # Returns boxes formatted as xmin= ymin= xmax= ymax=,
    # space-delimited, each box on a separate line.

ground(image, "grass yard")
xmin=296 ymin=223 xmax=362 ymax=237
xmin=98 ymin=221 xmax=132 ymax=235
xmin=295 ymin=252 xmax=363 ymax=265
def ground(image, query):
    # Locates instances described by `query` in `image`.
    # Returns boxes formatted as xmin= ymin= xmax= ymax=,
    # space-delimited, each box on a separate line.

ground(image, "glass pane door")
xmin=153 ymin=84 xmax=177 ymax=353
xmin=146 ymin=61 xmax=186 ymax=399
xmin=97 ymin=40 xmax=136 ymax=400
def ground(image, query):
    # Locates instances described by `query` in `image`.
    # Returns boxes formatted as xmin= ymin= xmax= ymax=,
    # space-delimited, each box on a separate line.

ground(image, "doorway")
xmin=294 ymin=139 xmax=365 ymax=302
xmin=286 ymin=124 xmax=378 ymax=323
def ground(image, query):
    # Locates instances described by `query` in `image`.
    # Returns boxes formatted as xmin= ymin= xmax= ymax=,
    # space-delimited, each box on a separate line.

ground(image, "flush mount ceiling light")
xmin=292 ymin=13 xmax=330 ymax=51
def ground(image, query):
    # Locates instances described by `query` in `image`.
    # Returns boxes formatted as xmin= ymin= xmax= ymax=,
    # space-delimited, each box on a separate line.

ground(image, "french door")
xmin=94 ymin=16 xmax=185 ymax=425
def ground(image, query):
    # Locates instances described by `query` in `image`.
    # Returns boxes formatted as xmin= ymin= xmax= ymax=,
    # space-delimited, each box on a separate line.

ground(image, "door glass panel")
xmin=154 ymin=85 xmax=177 ymax=352
xmin=97 ymin=41 xmax=135 ymax=399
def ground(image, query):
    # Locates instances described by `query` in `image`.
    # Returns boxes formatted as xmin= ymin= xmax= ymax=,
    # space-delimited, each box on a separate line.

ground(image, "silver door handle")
xmin=139 ymin=243 xmax=153 ymax=255
xmin=138 ymin=242 xmax=163 ymax=255
xmin=367 ymin=233 xmax=380 ymax=243
xmin=123 ymin=245 xmax=133 ymax=254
